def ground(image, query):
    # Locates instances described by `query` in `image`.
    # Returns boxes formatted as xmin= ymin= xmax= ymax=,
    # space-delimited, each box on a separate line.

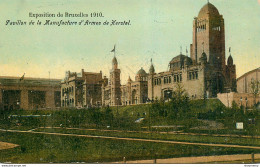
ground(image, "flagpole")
xmin=114 ymin=45 xmax=116 ymax=57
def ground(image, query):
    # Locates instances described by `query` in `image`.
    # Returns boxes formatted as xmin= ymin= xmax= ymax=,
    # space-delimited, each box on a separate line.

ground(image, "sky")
xmin=0 ymin=0 xmax=259 ymax=84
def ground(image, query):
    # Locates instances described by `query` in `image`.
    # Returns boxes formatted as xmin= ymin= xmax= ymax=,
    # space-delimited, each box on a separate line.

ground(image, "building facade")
xmin=148 ymin=2 xmax=236 ymax=100
xmin=0 ymin=76 xmax=61 ymax=110
xmin=61 ymin=69 xmax=104 ymax=108
xmin=121 ymin=68 xmax=148 ymax=105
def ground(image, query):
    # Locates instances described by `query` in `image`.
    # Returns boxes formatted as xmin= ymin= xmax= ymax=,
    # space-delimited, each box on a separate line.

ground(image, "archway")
xmin=210 ymin=72 xmax=225 ymax=97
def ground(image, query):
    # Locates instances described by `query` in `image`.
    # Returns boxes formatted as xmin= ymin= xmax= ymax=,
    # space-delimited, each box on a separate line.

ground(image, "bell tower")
xmin=190 ymin=2 xmax=225 ymax=71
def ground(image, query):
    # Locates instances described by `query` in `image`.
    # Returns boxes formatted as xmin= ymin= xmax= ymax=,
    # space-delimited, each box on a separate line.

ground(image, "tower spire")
xmin=180 ymin=46 xmax=182 ymax=54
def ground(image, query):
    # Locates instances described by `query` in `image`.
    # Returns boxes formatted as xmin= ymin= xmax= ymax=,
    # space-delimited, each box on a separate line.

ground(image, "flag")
xmin=186 ymin=47 xmax=188 ymax=54
xmin=20 ymin=73 xmax=25 ymax=81
xmin=111 ymin=45 xmax=115 ymax=52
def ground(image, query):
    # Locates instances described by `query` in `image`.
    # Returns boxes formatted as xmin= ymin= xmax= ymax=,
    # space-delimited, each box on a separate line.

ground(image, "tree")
xmin=168 ymin=82 xmax=190 ymax=119
xmin=250 ymin=79 xmax=259 ymax=105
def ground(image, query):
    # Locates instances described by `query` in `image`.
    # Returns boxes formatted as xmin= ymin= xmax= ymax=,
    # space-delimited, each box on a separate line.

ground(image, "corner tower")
xmin=190 ymin=2 xmax=225 ymax=71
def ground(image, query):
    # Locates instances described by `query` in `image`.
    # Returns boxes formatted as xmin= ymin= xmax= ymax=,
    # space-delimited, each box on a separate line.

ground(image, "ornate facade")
xmin=61 ymin=69 xmax=104 ymax=108
xmin=102 ymin=2 xmax=237 ymax=106
xmin=148 ymin=2 xmax=236 ymax=100
xmin=121 ymin=68 xmax=148 ymax=105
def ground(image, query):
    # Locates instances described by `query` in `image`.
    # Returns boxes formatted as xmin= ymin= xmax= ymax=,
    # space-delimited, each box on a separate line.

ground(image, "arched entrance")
xmin=132 ymin=90 xmax=137 ymax=104
xmin=163 ymin=89 xmax=173 ymax=100
xmin=210 ymin=72 xmax=225 ymax=97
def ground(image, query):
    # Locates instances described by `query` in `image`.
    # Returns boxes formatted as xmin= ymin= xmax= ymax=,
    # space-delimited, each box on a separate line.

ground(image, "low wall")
xmin=217 ymin=92 xmax=259 ymax=108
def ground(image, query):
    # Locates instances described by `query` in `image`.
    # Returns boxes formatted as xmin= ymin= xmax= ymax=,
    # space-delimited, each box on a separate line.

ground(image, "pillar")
xmin=45 ymin=90 xmax=55 ymax=109
xmin=21 ymin=90 xmax=29 ymax=110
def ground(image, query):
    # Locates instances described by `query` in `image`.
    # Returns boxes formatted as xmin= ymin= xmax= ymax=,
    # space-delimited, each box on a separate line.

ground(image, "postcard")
xmin=0 ymin=0 xmax=259 ymax=166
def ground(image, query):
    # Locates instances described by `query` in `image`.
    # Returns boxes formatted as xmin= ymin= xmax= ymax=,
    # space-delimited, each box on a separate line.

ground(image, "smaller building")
xmin=61 ymin=69 xmax=104 ymax=108
xmin=0 ymin=76 xmax=61 ymax=110
xmin=237 ymin=67 xmax=259 ymax=93
xmin=218 ymin=67 xmax=260 ymax=108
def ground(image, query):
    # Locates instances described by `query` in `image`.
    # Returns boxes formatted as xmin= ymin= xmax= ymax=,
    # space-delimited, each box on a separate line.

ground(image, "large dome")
xmin=198 ymin=2 xmax=220 ymax=18
xmin=136 ymin=67 xmax=147 ymax=76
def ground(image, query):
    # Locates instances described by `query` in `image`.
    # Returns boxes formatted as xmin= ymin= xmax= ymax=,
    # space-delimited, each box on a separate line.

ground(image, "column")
xmin=21 ymin=90 xmax=29 ymax=110
xmin=45 ymin=90 xmax=55 ymax=109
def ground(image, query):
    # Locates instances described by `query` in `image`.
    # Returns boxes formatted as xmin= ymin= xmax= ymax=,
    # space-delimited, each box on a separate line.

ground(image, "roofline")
xmin=237 ymin=67 xmax=260 ymax=81
xmin=0 ymin=76 xmax=62 ymax=81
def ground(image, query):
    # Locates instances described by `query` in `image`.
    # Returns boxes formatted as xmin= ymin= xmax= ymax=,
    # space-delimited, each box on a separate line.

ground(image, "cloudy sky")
xmin=0 ymin=0 xmax=259 ymax=84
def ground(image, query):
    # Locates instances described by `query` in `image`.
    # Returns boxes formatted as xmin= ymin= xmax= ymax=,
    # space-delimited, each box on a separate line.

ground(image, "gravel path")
xmin=1 ymin=128 xmax=260 ymax=150
xmin=113 ymin=154 xmax=260 ymax=164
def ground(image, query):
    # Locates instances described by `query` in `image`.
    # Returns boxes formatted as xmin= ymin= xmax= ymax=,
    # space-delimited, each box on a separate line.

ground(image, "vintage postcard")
xmin=0 ymin=0 xmax=259 ymax=166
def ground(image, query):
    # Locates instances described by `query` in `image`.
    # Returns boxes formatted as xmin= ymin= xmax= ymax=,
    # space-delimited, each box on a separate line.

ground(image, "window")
xmin=169 ymin=76 xmax=171 ymax=83
xmin=188 ymin=71 xmax=198 ymax=80
xmin=180 ymin=74 xmax=182 ymax=82
xmin=189 ymin=72 xmax=192 ymax=80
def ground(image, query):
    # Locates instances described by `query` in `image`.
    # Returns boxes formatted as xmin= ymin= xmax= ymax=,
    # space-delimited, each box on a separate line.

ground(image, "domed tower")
xmin=135 ymin=67 xmax=148 ymax=81
xmin=149 ymin=64 xmax=155 ymax=74
xmin=110 ymin=55 xmax=121 ymax=106
xmin=226 ymin=49 xmax=237 ymax=91
xmin=148 ymin=59 xmax=155 ymax=101
xmin=227 ymin=55 xmax=233 ymax=66
xmin=112 ymin=56 xmax=118 ymax=70
xmin=190 ymin=2 xmax=225 ymax=71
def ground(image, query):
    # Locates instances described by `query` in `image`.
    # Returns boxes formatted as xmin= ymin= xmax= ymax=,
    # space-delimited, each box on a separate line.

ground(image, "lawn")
xmin=35 ymin=128 xmax=260 ymax=147
xmin=0 ymin=131 xmax=258 ymax=163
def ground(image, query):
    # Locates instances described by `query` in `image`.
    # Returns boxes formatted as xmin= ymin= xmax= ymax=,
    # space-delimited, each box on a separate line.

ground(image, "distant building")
xmin=148 ymin=2 xmax=236 ymax=100
xmin=0 ymin=76 xmax=61 ymax=110
xmin=61 ymin=69 xmax=104 ymax=108
xmin=237 ymin=67 xmax=259 ymax=93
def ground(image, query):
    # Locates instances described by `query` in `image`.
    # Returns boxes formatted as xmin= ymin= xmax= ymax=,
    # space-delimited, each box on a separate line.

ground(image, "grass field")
xmin=0 ymin=98 xmax=259 ymax=163
xmin=0 ymin=131 xmax=258 ymax=163
xmin=35 ymin=128 xmax=260 ymax=147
